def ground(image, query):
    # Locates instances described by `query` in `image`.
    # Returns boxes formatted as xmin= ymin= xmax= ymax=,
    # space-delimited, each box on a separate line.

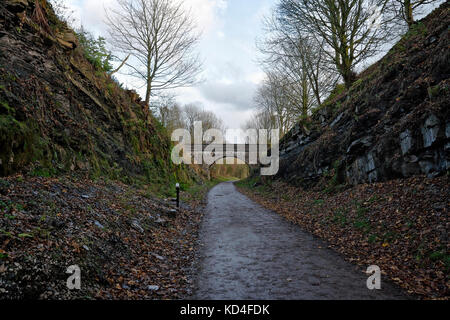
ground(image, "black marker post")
xmin=176 ymin=183 xmax=180 ymax=208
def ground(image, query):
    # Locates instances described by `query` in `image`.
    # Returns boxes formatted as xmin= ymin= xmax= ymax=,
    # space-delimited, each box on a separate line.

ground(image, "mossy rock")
xmin=0 ymin=115 xmax=40 ymax=175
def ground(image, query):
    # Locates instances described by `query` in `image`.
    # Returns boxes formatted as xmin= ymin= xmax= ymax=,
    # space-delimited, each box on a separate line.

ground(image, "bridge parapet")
xmin=190 ymin=144 xmax=262 ymax=165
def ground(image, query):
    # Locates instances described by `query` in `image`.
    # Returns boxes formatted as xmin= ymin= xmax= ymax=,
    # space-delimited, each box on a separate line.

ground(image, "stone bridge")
xmin=190 ymin=144 xmax=261 ymax=167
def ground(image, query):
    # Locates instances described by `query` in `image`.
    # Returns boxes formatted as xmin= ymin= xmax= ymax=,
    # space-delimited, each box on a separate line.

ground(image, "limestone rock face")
xmin=276 ymin=2 xmax=449 ymax=188
xmin=0 ymin=0 xmax=186 ymax=183
xmin=56 ymin=32 xmax=79 ymax=49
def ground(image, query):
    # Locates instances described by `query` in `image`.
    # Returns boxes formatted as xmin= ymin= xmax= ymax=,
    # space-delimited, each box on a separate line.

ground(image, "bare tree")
xmin=105 ymin=0 xmax=203 ymax=106
xmin=200 ymin=110 xmax=226 ymax=134
xmin=253 ymin=71 xmax=303 ymax=137
xmin=48 ymin=0 xmax=75 ymax=26
xmin=183 ymin=104 xmax=202 ymax=137
xmin=389 ymin=0 xmax=442 ymax=28
xmin=154 ymin=93 xmax=185 ymax=132
xmin=183 ymin=104 xmax=225 ymax=138
xmin=278 ymin=37 xmax=337 ymax=108
xmin=242 ymin=108 xmax=278 ymax=145
xmin=259 ymin=13 xmax=338 ymax=109
xmin=243 ymin=110 xmax=275 ymax=133
xmin=160 ymin=103 xmax=185 ymax=133
xmin=278 ymin=0 xmax=392 ymax=88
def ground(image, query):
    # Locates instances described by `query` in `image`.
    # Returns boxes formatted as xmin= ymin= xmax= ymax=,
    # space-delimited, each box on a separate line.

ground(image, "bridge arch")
xmin=207 ymin=156 xmax=258 ymax=181
xmin=189 ymin=143 xmax=260 ymax=180
xmin=192 ymin=144 xmax=258 ymax=166
xmin=207 ymin=156 xmax=249 ymax=168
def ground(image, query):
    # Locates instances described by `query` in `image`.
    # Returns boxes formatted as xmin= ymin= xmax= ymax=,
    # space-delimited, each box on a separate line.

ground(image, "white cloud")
xmin=66 ymin=0 xmax=227 ymax=36
xmin=247 ymin=72 xmax=266 ymax=85
xmin=199 ymin=81 xmax=256 ymax=111
xmin=65 ymin=0 xmax=117 ymax=33
xmin=181 ymin=0 xmax=227 ymax=35
xmin=63 ymin=0 xmax=273 ymax=131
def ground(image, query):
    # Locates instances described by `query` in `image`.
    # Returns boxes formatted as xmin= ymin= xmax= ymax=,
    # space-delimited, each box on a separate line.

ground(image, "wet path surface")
xmin=194 ymin=182 xmax=407 ymax=300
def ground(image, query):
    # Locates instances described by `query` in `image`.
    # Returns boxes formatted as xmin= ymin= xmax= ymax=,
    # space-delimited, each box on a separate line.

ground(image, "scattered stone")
xmin=150 ymin=253 xmax=165 ymax=261
xmin=94 ymin=220 xmax=104 ymax=229
xmin=346 ymin=136 xmax=372 ymax=154
xmin=421 ymin=114 xmax=440 ymax=148
xmin=155 ymin=217 xmax=167 ymax=226
xmin=330 ymin=113 xmax=344 ymax=128
xmin=399 ymin=130 xmax=413 ymax=155
xmin=131 ymin=220 xmax=144 ymax=233
xmin=147 ymin=285 xmax=160 ymax=291
xmin=432 ymin=202 xmax=445 ymax=211
xmin=426 ymin=36 xmax=438 ymax=46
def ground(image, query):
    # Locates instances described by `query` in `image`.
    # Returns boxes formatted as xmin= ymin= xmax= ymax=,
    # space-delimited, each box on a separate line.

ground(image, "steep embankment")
xmin=238 ymin=3 xmax=449 ymax=299
xmin=0 ymin=0 xmax=205 ymax=300
xmin=277 ymin=3 xmax=449 ymax=188
xmin=0 ymin=175 xmax=204 ymax=299
xmin=0 ymin=0 xmax=193 ymax=190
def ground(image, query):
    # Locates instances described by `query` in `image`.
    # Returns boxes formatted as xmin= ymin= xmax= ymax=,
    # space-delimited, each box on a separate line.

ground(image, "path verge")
xmin=236 ymin=175 xmax=449 ymax=299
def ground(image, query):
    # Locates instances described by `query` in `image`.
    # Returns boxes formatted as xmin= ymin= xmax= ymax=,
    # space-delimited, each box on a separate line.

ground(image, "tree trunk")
xmin=145 ymin=81 xmax=151 ymax=107
xmin=145 ymin=52 xmax=152 ymax=106
xmin=301 ymin=75 xmax=309 ymax=118
xmin=313 ymin=78 xmax=321 ymax=106
xmin=341 ymin=67 xmax=357 ymax=89
xmin=337 ymin=47 xmax=356 ymax=88
xmin=405 ymin=0 xmax=415 ymax=28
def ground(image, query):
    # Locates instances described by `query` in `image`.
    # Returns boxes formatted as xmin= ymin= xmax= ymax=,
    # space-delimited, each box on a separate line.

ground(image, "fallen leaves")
xmin=0 ymin=174 xmax=205 ymax=300
xmin=238 ymin=175 xmax=449 ymax=300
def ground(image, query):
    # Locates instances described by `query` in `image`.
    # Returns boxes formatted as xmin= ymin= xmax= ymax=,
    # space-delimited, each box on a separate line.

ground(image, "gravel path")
xmin=193 ymin=182 xmax=408 ymax=300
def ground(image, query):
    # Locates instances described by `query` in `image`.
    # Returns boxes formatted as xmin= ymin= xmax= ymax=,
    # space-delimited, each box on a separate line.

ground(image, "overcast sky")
xmin=64 ymin=0 xmax=443 ymax=135
xmin=65 ymin=0 xmax=276 ymax=131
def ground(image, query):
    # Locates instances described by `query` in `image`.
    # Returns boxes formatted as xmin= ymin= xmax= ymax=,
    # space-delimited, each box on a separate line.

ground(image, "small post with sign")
xmin=176 ymin=183 xmax=180 ymax=208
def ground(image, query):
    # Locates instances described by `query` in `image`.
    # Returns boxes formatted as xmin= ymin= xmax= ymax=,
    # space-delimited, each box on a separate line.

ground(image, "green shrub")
xmin=31 ymin=167 xmax=56 ymax=177
xmin=322 ymin=83 xmax=346 ymax=105
xmin=76 ymin=28 xmax=113 ymax=72
xmin=368 ymin=234 xmax=377 ymax=244
xmin=333 ymin=208 xmax=348 ymax=226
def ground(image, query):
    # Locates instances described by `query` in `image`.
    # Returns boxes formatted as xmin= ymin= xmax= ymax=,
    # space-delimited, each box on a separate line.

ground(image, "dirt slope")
xmin=0 ymin=0 xmax=192 ymax=189
xmin=277 ymin=3 xmax=449 ymax=189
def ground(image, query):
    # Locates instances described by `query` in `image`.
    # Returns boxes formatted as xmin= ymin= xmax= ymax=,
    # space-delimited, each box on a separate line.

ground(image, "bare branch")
xmin=105 ymin=0 xmax=203 ymax=106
